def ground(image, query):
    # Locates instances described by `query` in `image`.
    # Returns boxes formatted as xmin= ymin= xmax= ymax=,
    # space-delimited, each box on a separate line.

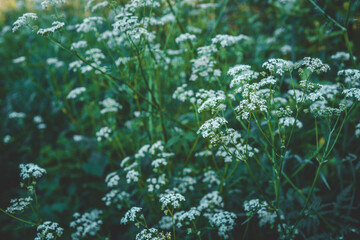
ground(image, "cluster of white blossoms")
xmin=12 ymin=56 xmax=26 ymax=64
xmin=338 ymin=69 xmax=360 ymax=87
xmin=75 ymin=16 xmax=104 ymax=33
xmin=208 ymin=210 xmax=237 ymax=239
xmin=37 ymin=21 xmax=65 ymax=35
xmin=5 ymin=197 xmax=33 ymax=214
xmin=71 ymin=40 xmax=88 ymax=50
xmin=39 ymin=0 xmax=66 ymax=9
xmin=147 ymin=174 xmax=166 ymax=192
xmin=121 ymin=207 xmax=142 ymax=224
xmin=262 ymin=58 xmax=294 ymax=76
xmin=279 ymin=117 xmax=303 ymax=129
xmin=175 ymin=33 xmax=197 ymax=44
xmin=9 ymin=112 xmax=26 ymax=119
xmin=70 ymin=209 xmax=103 ymax=240
xmin=12 ymin=13 xmax=38 ymax=32
xmin=211 ymin=34 xmax=249 ymax=48
xmin=197 ymin=191 xmax=224 ymax=211
xmin=173 ymin=207 xmax=201 ymax=228
xmin=96 ymin=126 xmax=112 ymax=142
xmin=34 ymin=221 xmax=64 ymax=240
xmin=46 ymin=58 xmax=64 ymax=68
xmin=33 ymin=115 xmax=47 ymax=130
xmin=66 ymin=87 xmax=86 ymax=100
xmin=172 ymin=84 xmax=196 ymax=103
xmin=202 ymin=170 xmax=221 ymax=187
xmin=331 ymin=52 xmax=354 ymax=62
xmin=135 ymin=228 xmax=171 ymax=240
xmin=243 ymin=199 xmax=277 ymax=227
xmin=99 ymin=97 xmax=123 ymax=114
xmin=196 ymin=89 xmax=226 ymax=113
xmin=105 ymin=172 xmax=120 ymax=188
xmin=356 ymin=122 xmax=360 ymax=138
xmin=88 ymin=1 xmax=109 ymax=12
xmin=228 ymin=64 xmax=259 ymax=88
xmin=295 ymin=57 xmax=330 ymax=74
xmin=159 ymin=190 xmax=185 ymax=211
xmin=189 ymin=45 xmax=218 ymax=81
xmin=197 ymin=117 xmax=228 ymax=143
xmin=102 ymin=189 xmax=130 ymax=208
xmin=19 ymin=163 xmax=46 ymax=180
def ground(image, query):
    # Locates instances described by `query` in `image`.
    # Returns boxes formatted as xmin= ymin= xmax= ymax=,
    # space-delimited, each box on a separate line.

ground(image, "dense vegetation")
xmin=1 ymin=0 xmax=359 ymax=239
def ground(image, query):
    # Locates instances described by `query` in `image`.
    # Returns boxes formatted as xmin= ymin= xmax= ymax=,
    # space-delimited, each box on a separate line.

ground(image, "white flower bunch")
xmin=159 ymin=190 xmax=185 ymax=211
xmin=90 ymin=1 xmax=109 ymax=12
xmin=197 ymin=117 xmax=228 ymax=143
xmin=262 ymin=58 xmax=294 ymax=76
xmin=174 ymin=176 xmax=197 ymax=193
xmin=46 ymin=58 xmax=64 ymax=68
xmin=172 ymin=84 xmax=195 ymax=103
xmin=70 ymin=209 xmax=103 ymax=240
xmin=12 ymin=13 xmax=38 ymax=32
xmin=66 ymin=87 xmax=86 ymax=99
xmin=96 ymin=126 xmax=112 ymax=142
xmin=6 ymin=197 xmax=33 ymax=214
xmin=99 ymin=97 xmax=123 ymax=114
xmin=331 ymin=52 xmax=356 ymax=62
xmin=12 ymin=56 xmax=26 ymax=64
xmin=71 ymin=40 xmax=88 ymax=50
xmin=102 ymin=189 xmax=129 ymax=207
xmin=228 ymin=65 xmax=259 ymax=88
xmin=279 ymin=117 xmax=303 ymax=128
xmin=105 ymin=172 xmax=120 ymax=188
xmin=40 ymin=0 xmax=66 ymax=9
xmin=126 ymin=169 xmax=140 ymax=183
xmin=202 ymin=170 xmax=221 ymax=187
xmin=208 ymin=210 xmax=237 ymax=239
xmin=135 ymin=228 xmax=171 ymax=240
xmin=296 ymin=57 xmax=330 ymax=74
xmin=338 ymin=69 xmax=360 ymax=87
xmin=34 ymin=221 xmax=64 ymax=240
xmin=75 ymin=16 xmax=104 ymax=33
xmin=19 ymin=163 xmax=46 ymax=180
xmin=175 ymin=33 xmax=197 ymax=44
xmin=37 ymin=21 xmax=65 ymax=35
xmin=147 ymin=174 xmax=166 ymax=192
xmin=196 ymin=89 xmax=226 ymax=114
xmin=198 ymin=191 xmax=224 ymax=211
xmin=121 ymin=207 xmax=142 ymax=224
xmin=9 ymin=112 xmax=26 ymax=119
xmin=174 ymin=207 xmax=201 ymax=228
xmin=343 ymin=88 xmax=360 ymax=101
xmin=211 ymin=34 xmax=249 ymax=47
xmin=243 ymin=198 xmax=277 ymax=227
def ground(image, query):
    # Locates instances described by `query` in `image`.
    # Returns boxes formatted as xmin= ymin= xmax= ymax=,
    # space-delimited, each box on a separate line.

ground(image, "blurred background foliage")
xmin=0 ymin=0 xmax=359 ymax=239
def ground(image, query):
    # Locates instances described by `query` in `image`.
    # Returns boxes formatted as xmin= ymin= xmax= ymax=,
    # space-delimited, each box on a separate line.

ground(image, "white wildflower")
xmin=66 ymin=87 xmax=86 ymax=99
xmin=211 ymin=34 xmax=249 ymax=47
xmin=12 ymin=56 xmax=26 ymax=64
xmin=34 ymin=221 xmax=63 ymax=240
xmin=12 ymin=13 xmax=38 ymax=32
xmin=70 ymin=209 xmax=103 ymax=240
xmin=6 ymin=197 xmax=33 ymax=214
xmin=208 ymin=210 xmax=237 ymax=239
xmin=19 ymin=163 xmax=46 ymax=180
xmin=9 ymin=112 xmax=26 ymax=119
xmin=175 ymin=33 xmax=196 ymax=44
xmin=37 ymin=21 xmax=65 ymax=35
xmin=121 ymin=207 xmax=142 ymax=224
xmin=262 ymin=58 xmax=293 ymax=76
xmin=105 ymin=172 xmax=120 ymax=188
xmin=96 ymin=127 xmax=112 ymax=142
xmin=159 ymin=190 xmax=185 ymax=211
xmin=100 ymin=97 xmax=122 ymax=114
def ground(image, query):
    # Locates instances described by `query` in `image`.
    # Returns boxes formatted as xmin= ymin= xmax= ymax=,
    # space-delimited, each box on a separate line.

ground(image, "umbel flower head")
xmin=12 ymin=13 xmax=38 ymax=32
xmin=19 ymin=163 xmax=46 ymax=180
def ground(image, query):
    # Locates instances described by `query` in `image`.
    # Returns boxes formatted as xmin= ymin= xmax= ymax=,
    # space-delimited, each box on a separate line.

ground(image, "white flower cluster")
xmin=343 ymin=88 xmax=360 ymax=101
xmin=96 ymin=126 xmax=112 ymax=142
xmin=202 ymin=170 xmax=221 ymax=187
xmin=34 ymin=221 xmax=64 ymax=240
xmin=33 ymin=115 xmax=47 ymax=130
xmin=296 ymin=57 xmax=330 ymax=74
xmin=174 ymin=175 xmax=197 ymax=194
xmin=243 ymin=199 xmax=276 ymax=227
xmin=211 ymin=34 xmax=249 ymax=47
xmin=197 ymin=117 xmax=228 ymax=144
xmin=174 ymin=207 xmax=201 ymax=228
xmin=6 ymin=197 xmax=33 ymax=214
xmin=356 ymin=122 xmax=360 ymax=138
xmin=46 ymin=58 xmax=64 ymax=68
xmin=71 ymin=40 xmax=88 ymax=50
xmin=12 ymin=13 xmax=38 ymax=32
xmin=159 ymin=190 xmax=185 ymax=211
xmin=338 ymin=69 xmax=360 ymax=87
xmin=40 ymin=0 xmax=66 ymax=9
xmin=135 ymin=228 xmax=171 ymax=240
xmin=147 ymin=174 xmax=166 ymax=192
xmin=75 ymin=16 xmax=104 ymax=33
xmin=37 ymin=21 xmax=65 ymax=35
xmin=100 ymin=97 xmax=123 ymax=114
xmin=278 ymin=117 xmax=303 ymax=128
xmin=331 ymin=52 xmax=356 ymax=62
xmin=19 ymin=163 xmax=46 ymax=180
xmin=13 ymin=56 xmax=26 ymax=64
xmin=9 ymin=112 xmax=26 ymax=119
xmin=196 ymin=89 xmax=226 ymax=113
xmin=105 ymin=172 xmax=120 ymax=188
xmin=198 ymin=191 xmax=224 ymax=211
xmin=66 ymin=87 xmax=86 ymax=99
xmin=121 ymin=207 xmax=142 ymax=224
xmin=172 ymin=84 xmax=195 ymax=103
xmin=262 ymin=58 xmax=293 ymax=76
xmin=90 ymin=1 xmax=109 ymax=12
xmin=70 ymin=209 xmax=103 ymax=240
xmin=228 ymin=64 xmax=259 ymax=88
xmin=102 ymin=189 xmax=130 ymax=207
xmin=175 ymin=33 xmax=197 ymax=44
xmin=208 ymin=210 xmax=237 ymax=239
